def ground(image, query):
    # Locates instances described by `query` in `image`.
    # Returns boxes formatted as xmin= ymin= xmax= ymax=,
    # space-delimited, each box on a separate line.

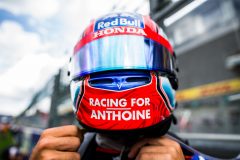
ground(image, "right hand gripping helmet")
xmin=69 ymin=12 xmax=178 ymax=137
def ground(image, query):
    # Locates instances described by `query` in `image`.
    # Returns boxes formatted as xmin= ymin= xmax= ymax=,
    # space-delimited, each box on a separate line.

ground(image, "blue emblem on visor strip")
xmin=94 ymin=13 xmax=144 ymax=31
xmin=88 ymin=71 xmax=151 ymax=91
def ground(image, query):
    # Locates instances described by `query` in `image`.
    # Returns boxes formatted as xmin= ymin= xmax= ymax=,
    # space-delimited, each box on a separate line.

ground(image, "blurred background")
xmin=0 ymin=0 xmax=239 ymax=159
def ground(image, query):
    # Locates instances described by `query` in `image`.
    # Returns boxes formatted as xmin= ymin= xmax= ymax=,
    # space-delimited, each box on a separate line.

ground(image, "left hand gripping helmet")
xmin=69 ymin=12 xmax=178 ymax=137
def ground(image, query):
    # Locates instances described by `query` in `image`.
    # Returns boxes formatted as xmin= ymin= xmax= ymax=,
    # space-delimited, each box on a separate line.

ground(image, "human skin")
xmin=30 ymin=125 xmax=82 ymax=160
xmin=30 ymin=125 xmax=184 ymax=160
xmin=128 ymin=136 xmax=185 ymax=160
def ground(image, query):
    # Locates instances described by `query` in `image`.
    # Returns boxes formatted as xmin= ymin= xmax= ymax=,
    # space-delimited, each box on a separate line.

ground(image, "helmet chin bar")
xmin=77 ymin=115 xmax=173 ymax=138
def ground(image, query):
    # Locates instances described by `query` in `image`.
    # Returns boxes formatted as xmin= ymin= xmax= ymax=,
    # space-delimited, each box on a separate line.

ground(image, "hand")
xmin=128 ymin=136 xmax=184 ymax=160
xmin=30 ymin=125 xmax=82 ymax=160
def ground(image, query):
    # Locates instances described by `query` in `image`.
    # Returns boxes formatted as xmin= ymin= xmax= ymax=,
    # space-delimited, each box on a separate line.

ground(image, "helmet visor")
xmin=71 ymin=35 xmax=174 ymax=80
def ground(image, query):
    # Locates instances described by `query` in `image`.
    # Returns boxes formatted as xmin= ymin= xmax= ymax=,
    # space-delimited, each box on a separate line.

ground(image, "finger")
xmin=128 ymin=137 xmax=184 ymax=159
xmin=147 ymin=136 xmax=176 ymax=146
xmin=39 ymin=150 xmax=80 ymax=160
xmin=129 ymin=136 xmax=173 ymax=157
xmin=136 ymin=152 xmax=173 ymax=160
xmin=37 ymin=136 xmax=81 ymax=152
xmin=138 ymin=146 xmax=181 ymax=160
xmin=128 ymin=137 xmax=167 ymax=158
xmin=41 ymin=125 xmax=82 ymax=138
xmin=138 ymin=146 xmax=168 ymax=154
xmin=128 ymin=138 xmax=150 ymax=158
xmin=147 ymin=136 xmax=184 ymax=159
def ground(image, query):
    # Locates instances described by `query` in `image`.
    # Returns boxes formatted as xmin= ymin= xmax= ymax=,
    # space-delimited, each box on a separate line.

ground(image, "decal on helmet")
xmin=74 ymin=13 xmax=173 ymax=55
xmin=94 ymin=13 xmax=145 ymax=31
xmin=76 ymin=72 xmax=171 ymax=130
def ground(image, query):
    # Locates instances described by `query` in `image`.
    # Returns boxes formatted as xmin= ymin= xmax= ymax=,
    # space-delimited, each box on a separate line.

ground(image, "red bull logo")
xmin=94 ymin=13 xmax=144 ymax=31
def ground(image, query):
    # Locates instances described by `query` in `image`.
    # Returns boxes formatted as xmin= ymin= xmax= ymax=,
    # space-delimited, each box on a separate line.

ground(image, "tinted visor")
xmin=71 ymin=35 xmax=175 ymax=80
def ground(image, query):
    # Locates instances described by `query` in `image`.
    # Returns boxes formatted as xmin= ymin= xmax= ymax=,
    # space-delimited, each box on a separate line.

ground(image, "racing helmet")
xmin=69 ymin=12 xmax=178 ymax=136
